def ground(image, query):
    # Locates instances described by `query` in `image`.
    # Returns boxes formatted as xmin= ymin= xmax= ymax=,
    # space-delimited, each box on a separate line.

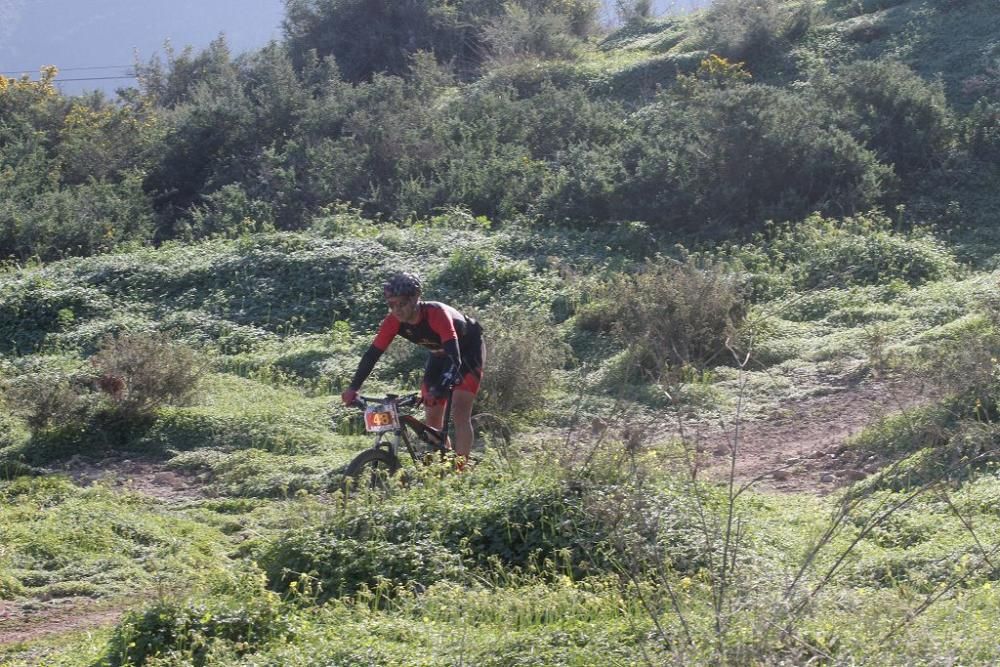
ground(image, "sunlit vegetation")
xmin=4 ymin=0 xmax=1000 ymax=664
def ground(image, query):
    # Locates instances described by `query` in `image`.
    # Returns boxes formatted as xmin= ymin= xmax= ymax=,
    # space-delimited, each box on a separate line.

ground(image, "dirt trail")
xmin=688 ymin=378 xmax=930 ymax=494
xmin=56 ymin=455 xmax=205 ymax=502
xmin=0 ymin=598 xmax=125 ymax=647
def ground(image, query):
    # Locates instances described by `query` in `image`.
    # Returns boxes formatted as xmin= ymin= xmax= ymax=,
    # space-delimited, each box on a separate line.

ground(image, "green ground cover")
xmin=2 ymin=208 xmax=999 ymax=664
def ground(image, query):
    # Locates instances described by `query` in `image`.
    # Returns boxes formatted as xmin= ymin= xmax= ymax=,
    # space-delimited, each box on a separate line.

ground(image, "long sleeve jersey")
xmin=349 ymin=301 xmax=478 ymax=390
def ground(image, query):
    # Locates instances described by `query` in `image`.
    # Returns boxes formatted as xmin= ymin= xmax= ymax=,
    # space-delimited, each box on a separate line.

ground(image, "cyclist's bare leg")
xmin=423 ymin=401 xmax=448 ymax=446
xmin=423 ymin=391 xmax=475 ymax=463
xmin=450 ymin=389 xmax=475 ymax=462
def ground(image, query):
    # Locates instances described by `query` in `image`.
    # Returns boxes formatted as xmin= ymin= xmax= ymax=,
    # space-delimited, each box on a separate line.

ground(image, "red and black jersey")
xmin=372 ymin=301 xmax=477 ymax=356
xmin=348 ymin=301 xmax=483 ymax=391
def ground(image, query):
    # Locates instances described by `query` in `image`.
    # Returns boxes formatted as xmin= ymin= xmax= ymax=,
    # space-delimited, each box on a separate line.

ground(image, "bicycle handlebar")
xmin=352 ymin=392 xmax=422 ymax=409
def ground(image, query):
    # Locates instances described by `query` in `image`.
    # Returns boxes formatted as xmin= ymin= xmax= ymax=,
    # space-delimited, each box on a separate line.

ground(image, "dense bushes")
xmin=1 ymin=367 xmax=91 ymax=432
xmin=264 ymin=529 xmax=466 ymax=598
xmin=0 ymin=176 xmax=155 ymax=261
xmin=737 ymin=212 xmax=961 ymax=293
xmin=0 ymin=4 xmax=972 ymax=261
xmin=283 ymin=0 xmax=597 ymax=81
xmin=89 ymin=332 xmax=204 ymax=421
xmin=476 ymin=307 xmax=568 ymax=416
xmin=0 ymin=276 xmax=114 ymax=355
xmin=0 ymin=69 xmax=163 ymax=261
xmin=484 ymin=8 xmax=575 ymax=63
xmin=262 ymin=478 xmax=606 ymax=599
xmin=965 ymin=99 xmax=1000 ymax=161
xmin=693 ymin=0 xmax=816 ymax=63
xmin=577 ymin=256 xmax=745 ymax=380
xmin=1 ymin=333 xmax=203 ymax=442
xmin=816 ymin=60 xmax=956 ymax=173
xmin=608 ymin=77 xmax=891 ymax=231
xmin=109 ymin=576 xmax=288 ymax=667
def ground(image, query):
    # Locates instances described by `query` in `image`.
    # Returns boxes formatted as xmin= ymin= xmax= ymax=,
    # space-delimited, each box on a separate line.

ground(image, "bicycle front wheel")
xmin=344 ymin=449 xmax=401 ymax=491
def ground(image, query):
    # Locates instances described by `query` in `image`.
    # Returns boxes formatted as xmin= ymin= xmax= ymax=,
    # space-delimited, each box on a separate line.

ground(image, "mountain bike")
xmin=344 ymin=392 xmax=511 ymax=490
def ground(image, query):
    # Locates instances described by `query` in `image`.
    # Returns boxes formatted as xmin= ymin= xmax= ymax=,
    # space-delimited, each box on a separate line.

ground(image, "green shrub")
xmin=693 ymin=0 xmax=817 ymax=63
xmin=0 ymin=572 xmax=25 ymax=600
xmin=262 ymin=477 xmax=618 ymax=599
xmin=108 ymin=580 xmax=288 ymax=667
xmin=918 ymin=300 xmax=1000 ymax=409
xmin=762 ymin=212 xmax=960 ymax=289
xmin=0 ymin=177 xmax=156 ymax=262
xmin=613 ymin=80 xmax=890 ymax=232
xmin=576 ymin=256 xmax=745 ymax=380
xmin=1 ymin=369 xmax=93 ymax=432
xmin=538 ymin=144 xmax=625 ymax=223
xmin=264 ymin=531 xmax=466 ymax=599
xmin=0 ymin=409 xmax=30 ymax=456
xmin=816 ymin=60 xmax=955 ymax=173
xmin=188 ymin=183 xmax=276 ymax=238
xmin=449 ymin=480 xmax=614 ymax=574
xmin=482 ymin=5 xmax=583 ymax=64
xmin=476 ymin=307 xmax=568 ymax=416
xmin=284 ymin=0 xmax=596 ymax=82
xmin=965 ymin=99 xmax=1000 ymax=161
xmin=0 ymin=277 xmax=114 ymax=355
xmin=89 ymin=332 xmax=204 ymax=422
xmin=437 ymin=247 xmax=531 ymax=299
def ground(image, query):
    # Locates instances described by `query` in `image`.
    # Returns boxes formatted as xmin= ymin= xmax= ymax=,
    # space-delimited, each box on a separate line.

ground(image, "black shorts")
xmin=422 ymin=321 xmax=485 ymax=403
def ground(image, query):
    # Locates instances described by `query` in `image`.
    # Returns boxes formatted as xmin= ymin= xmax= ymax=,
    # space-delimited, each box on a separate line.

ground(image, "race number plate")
xmin=364 ymin=404 xmax=399 ymax=433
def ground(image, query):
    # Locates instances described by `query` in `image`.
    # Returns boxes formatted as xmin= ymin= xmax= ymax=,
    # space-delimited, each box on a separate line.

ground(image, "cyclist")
xmin=341 ymin=272 xmax=485 ymax=466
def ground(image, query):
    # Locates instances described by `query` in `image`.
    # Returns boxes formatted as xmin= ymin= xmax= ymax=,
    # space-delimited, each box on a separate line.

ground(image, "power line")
xmin=1 ymin=65 xmax=134 ymax=74
xmin=1 ymin=67 xmax=138 ymax=83
xmin=53 ymin=75 xmax=138 ymax=82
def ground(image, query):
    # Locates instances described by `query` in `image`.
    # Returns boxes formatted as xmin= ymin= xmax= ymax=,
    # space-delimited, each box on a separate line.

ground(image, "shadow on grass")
xmin=0 ymin=412 xmax=161 ymax=474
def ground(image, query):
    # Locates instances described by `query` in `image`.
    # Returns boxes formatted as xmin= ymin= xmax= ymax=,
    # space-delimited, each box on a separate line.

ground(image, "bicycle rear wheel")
xmin=344 ymin=449 xmax=401 ymax=491
xmin=471 ymin=413 xmax=513 ymax=468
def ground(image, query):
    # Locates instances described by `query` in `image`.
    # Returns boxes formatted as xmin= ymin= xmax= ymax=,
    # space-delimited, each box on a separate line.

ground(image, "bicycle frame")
xmin=357 ymin=393 xmax=449 ymax=466
xmin=345 ymin=392 xmax=509 ymax=489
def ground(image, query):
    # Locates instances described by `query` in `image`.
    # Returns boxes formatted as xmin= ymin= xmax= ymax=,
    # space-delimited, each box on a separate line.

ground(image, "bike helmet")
xmin=383 ymin=271 xmax=422 ymax=297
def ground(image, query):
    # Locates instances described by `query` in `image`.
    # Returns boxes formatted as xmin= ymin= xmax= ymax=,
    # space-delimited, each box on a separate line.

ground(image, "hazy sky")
xmin=0 ymin=0 xmax=285 ymax=95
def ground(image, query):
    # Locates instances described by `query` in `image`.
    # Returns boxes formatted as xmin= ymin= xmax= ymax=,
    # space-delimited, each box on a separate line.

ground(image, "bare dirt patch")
xmin=548 ymin=374 xmax=932 ymax=496
xmin=54 ymin=455 xmax=205 ymax=502
xmin=686 ymin=377 xmax=932 ymax=494
xmin=0 ymin=597 xmax=125 ymax=647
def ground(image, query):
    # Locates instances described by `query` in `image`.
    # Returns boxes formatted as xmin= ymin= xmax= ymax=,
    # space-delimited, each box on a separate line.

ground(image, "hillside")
xmin=3 ymin=0 xmax=1000 ymax=664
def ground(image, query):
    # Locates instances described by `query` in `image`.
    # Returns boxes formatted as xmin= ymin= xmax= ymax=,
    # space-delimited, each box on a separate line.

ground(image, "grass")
xmin=0 ymin=628 xmax=114 ymax=667
xmin=1 ymin=211 xmax=998 ymax=663
xmin=0 ymin=477 xmax=231 ymax=602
